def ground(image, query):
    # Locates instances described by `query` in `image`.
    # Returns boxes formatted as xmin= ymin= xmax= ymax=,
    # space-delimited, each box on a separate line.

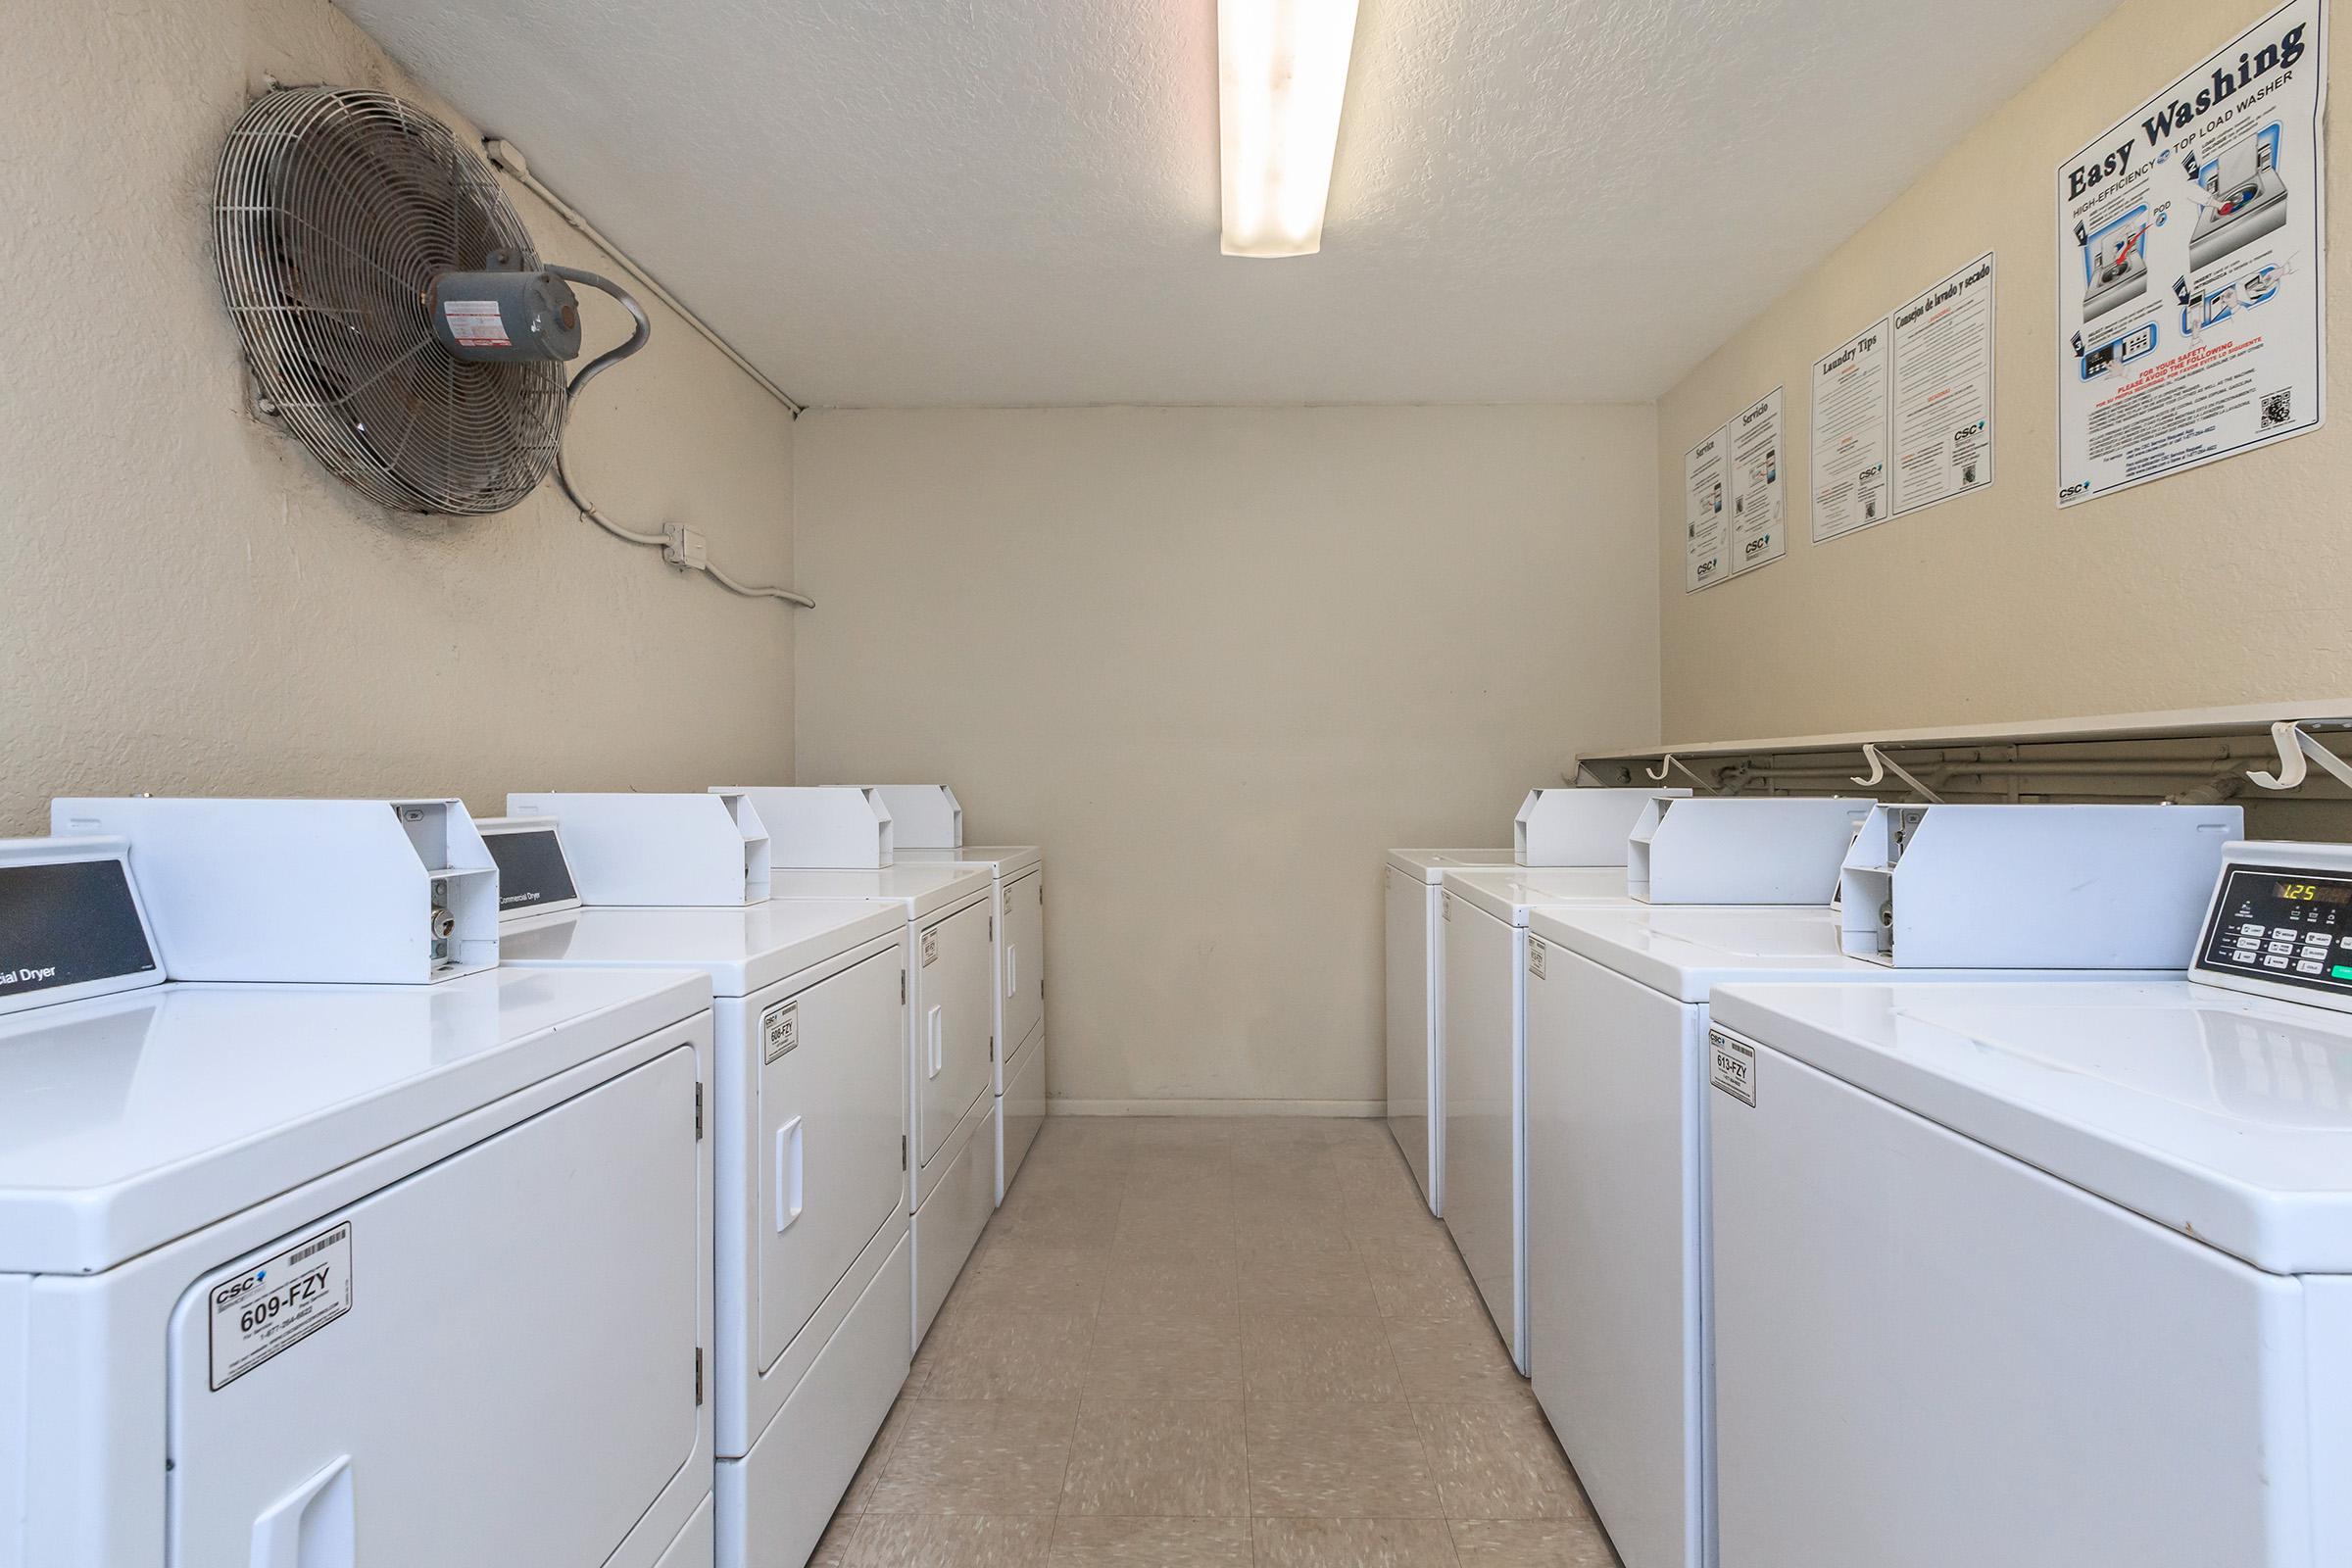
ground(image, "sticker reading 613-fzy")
xmin=1709 ymin=1030 xmax=1756 ymax=1106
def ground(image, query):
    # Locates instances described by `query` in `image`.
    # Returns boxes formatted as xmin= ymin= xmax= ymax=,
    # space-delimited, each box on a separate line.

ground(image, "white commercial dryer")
xmin=482 ymin=814 xmax=910 ymax=1568
xmin=1706 ymin=836 xmax=2352 ymax=1568
xmin=1442 ymin=796 xmax=1873 ymax=1374
xmin=713 ymin=788 xmax=998 ymax=1348
xmin=1526 ymin=803 xmax=2240 ymax=1568
xmin=1389 ymin=786 xmax=1684 ymax=1218
xmin=4 ymin=816 xmax=717 ymax=1568
xmin=899 ymin=844 xmax=1047 ymax=1201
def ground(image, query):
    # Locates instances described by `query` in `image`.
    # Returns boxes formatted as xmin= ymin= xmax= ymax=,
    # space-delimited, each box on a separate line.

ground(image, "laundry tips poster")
xmin=2055 ymin=0 xmax=2327 ymax=506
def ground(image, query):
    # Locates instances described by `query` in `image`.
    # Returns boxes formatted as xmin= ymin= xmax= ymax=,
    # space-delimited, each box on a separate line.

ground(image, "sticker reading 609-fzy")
xmin=209 ymin=1221 xmax=353 ymax=1390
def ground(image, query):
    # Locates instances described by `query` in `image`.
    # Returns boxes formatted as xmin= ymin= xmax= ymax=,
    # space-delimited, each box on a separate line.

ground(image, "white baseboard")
xmin=1047 ymin=1098 xmax=1383 ymax=1118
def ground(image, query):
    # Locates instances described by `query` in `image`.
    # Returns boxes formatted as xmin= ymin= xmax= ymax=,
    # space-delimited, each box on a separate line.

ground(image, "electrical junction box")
xmin=1627 ymin=797 xmax=1875 ymax=906
xmin=1839 ymin=803 xmax=2242 ymax=968
xmin=716 ymin=787 xmax=896 ymax=869
xmin=861 ymin=786 xmax=963 ymax=850
xmin=1515 ymin=787 xmax=1688 ymax=867
xmin=475 ymin=815 xmax=583 ymax=921
xmin=49 ymin=799 xmax=498 ymax=983
xmin=0 ymin=837 xmax=164 ymax=1016
xmin=509 ymin=792 xmax=771 ymax=906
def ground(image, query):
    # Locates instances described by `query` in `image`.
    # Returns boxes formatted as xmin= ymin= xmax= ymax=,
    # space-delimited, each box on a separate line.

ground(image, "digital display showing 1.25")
xmin=2202 ymin=866 xmax=2352 ymax=998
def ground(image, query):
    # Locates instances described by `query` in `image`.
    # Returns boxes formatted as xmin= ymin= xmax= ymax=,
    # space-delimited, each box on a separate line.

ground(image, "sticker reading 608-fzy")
xmin=208 ymin=1221 xmax=353 ymax=1390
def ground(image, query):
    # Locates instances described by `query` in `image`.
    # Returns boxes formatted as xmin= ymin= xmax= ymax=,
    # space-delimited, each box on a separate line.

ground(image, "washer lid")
xmin=499 ymin=899 xmax=902 ymax=997
xmin=0 ymin=965 xmax=710 ymax=1276
xmin=1443 ymin=865 xmax=1631 ymax=925
xmin=1711 ymin=980 xmax=2352 ymax=1276
xmin=1530 ymin=904 xmax=2162 ymax=1002
xmin=1384 ymin=848 xmax=1515 ymax=883
xmin=897 ymin=844 xmax=1043 ymax=879
xmin=767 ymin=863 xmax=992 ymax=921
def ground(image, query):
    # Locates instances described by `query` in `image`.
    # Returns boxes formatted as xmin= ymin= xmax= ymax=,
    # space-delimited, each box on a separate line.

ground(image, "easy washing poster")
xmin=2055 ymin=0 xmax=2327 ymax=506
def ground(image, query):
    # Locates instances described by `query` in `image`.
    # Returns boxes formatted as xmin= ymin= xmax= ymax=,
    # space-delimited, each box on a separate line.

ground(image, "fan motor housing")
xmin=429 ymin=268 xmax=584 ymax=363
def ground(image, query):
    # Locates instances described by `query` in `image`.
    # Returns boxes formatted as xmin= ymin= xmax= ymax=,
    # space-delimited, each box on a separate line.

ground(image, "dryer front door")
xmin=914 ymin=898 xmax=993 ymax=1170
xmin=165 ymin=1046 xmax=703 ymax=1568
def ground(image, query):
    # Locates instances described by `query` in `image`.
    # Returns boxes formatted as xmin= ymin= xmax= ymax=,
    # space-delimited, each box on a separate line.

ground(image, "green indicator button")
xmin=2333 ymin=966 xmax=2352 ymax=982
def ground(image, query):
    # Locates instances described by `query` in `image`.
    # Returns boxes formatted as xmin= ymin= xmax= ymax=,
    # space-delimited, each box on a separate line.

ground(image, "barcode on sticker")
xmin=1527 ymin=938 xmax=1546 ymax=979
xmin=762 ymin=1002 xmax=798 ymax=1062
xmin=1709 ymin=1030 xmax=1756 ymax=1106
xmin=921 ymin=929 xmax=939 ymax=966
xmin=443 ymin=299 xmax=510 ymax=348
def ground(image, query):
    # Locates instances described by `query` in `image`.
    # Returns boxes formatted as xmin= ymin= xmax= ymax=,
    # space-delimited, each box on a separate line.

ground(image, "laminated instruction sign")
xmin=1684 ymin=426 xmax=1729 ymax=592
xmin=2055 ymin=0 xmax=2327 ymax=505
xmin=1728 ymin=387 xmax=1787 ymax=575
xmin=1890 ymin=254 xmax=1997 ymax=515
xmin=1811 ymin=318 xmax=1891 ymax=541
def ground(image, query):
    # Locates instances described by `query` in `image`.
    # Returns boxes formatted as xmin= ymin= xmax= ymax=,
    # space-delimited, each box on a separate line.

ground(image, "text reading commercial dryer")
xmin=6 ymin=816 xmax=717 ymax=1568
xmin=484 ymin=813 xmax=909 ymax=1568
xmin=1527 ymin=803 xmax=2238 ymax=1568
xmin=1706 ymin=835 xmax=2352 ymax=1568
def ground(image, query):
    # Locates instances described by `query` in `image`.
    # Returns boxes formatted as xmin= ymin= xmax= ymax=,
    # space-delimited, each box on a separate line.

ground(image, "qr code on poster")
xmin=2262 ymin=388 xmax=2292 ymax=428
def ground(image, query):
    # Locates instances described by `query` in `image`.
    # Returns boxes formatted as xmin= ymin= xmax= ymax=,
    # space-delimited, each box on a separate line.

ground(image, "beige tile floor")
xmin=811 ymin=1116 xmax=1623 ymax=1567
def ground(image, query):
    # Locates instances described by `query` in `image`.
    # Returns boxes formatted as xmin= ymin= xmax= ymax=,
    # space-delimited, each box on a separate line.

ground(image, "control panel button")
xmin=2299 ymin=961 xmax=2328 ymax=975
xmin=2264 ymin=956 xmax=2292 ymax=969
xmin=2242 ymin=926 xmax=2268 ymax=938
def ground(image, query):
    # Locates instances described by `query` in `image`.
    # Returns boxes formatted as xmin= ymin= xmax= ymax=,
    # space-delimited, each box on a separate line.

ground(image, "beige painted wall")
xmin=0 ymin=0 xmax=797 ymax=837
xmin=1656 ymin=0 xmax=2352 ymax=740
xmin=794 ymin=406 xmax=1659 ymax=1111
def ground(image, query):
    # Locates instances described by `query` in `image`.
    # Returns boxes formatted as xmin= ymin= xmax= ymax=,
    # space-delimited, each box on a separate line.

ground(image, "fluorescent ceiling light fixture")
xmin=1218 ymin=0 xmax=1361 ymax=258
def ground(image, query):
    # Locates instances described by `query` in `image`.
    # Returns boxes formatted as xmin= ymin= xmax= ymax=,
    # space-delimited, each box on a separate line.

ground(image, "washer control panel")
xmin=2196 ymin=849 xmax=2352 ymax=1007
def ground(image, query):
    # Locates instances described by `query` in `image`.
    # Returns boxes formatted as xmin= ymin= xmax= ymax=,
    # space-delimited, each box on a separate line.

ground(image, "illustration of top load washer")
xmin=1442 ymin=797 xmax=1875 ymax=1373
xmin=1526 ymin=803 xmax=2239 ymax=1568
xmin=1386 ymin=849 xmax=1515 ymax=1216
xmin=899 ymin=844 xmax=1046 ymax=1200
xmin=1 ymin=826 xmax=717 ymax=1568
xmin=483 ymin=814 xmax=909 ymax=1568
xmin=1705 ymin=835 xmax=2352 ymax=1568
xmin=763 ymin=862 xmax=995 ymax=1347
xmin=2190 ymin=132 xmax=2289 ymax=270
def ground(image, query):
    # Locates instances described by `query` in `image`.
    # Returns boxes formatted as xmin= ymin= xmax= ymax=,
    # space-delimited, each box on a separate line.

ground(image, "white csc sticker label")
xmin=762 ymin=1001 xmax=799 ymax=1062
xmin=1709 ymin=1030 xmax=1756 ymax=1106
xmin=921 ymin=928 xmax=939 ymax=966
xmin=1527 ymin=938 xmax=1546 ymax=979
xmin=209 ymin=1222 xmax=352 ymax=1390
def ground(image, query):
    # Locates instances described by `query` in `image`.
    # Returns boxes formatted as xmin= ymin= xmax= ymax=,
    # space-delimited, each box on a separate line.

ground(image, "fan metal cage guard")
xmin=215 ymin=87 xmax=566 ymax=514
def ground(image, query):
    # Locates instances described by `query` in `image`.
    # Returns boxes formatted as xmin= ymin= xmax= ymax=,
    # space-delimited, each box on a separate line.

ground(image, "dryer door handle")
xmin=775 ymin=1116 xmax=806 ymax=1232
xmin=252 ymin=1455 xmax=354 ymax=1568
xmin=1005 ymin=944 xmax=1017 ymax=1002
xmin=927 ymin=1004 xmax=944 ymax=1078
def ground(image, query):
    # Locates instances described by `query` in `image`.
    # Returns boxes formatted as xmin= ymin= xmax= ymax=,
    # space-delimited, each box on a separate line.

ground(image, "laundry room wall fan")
xmin=214 ymin=85 xmax=638 ymax=514
xmin=213 ymin=86 xmax=810 ymax=607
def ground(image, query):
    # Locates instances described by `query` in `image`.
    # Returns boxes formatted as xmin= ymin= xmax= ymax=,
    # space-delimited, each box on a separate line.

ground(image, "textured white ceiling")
xmin=337 ymin=0 xmax=2119 ymax=407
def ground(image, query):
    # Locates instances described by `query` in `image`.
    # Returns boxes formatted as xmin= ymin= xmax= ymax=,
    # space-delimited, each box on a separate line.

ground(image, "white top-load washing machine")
xmin=1386 ymin=849 xmax=1515 ymax=1214
xmin=481 ymin=811 xmax=909 ymax=1568
xmin=1526 ymin=803 xmax=2241 ymax=1568
xmin=1442 ymin=796 xmax=1875 ymax=1374
xmin=1391 ymin=787 xmax=1688 ymax=1218
xmin=5 ymin=812 xmax=717 ymax=1568
xmin=712 ymin=787 xmax=998 ymax=1348
xmin=1703 ymin=836 xmax=2352 ymax=1568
